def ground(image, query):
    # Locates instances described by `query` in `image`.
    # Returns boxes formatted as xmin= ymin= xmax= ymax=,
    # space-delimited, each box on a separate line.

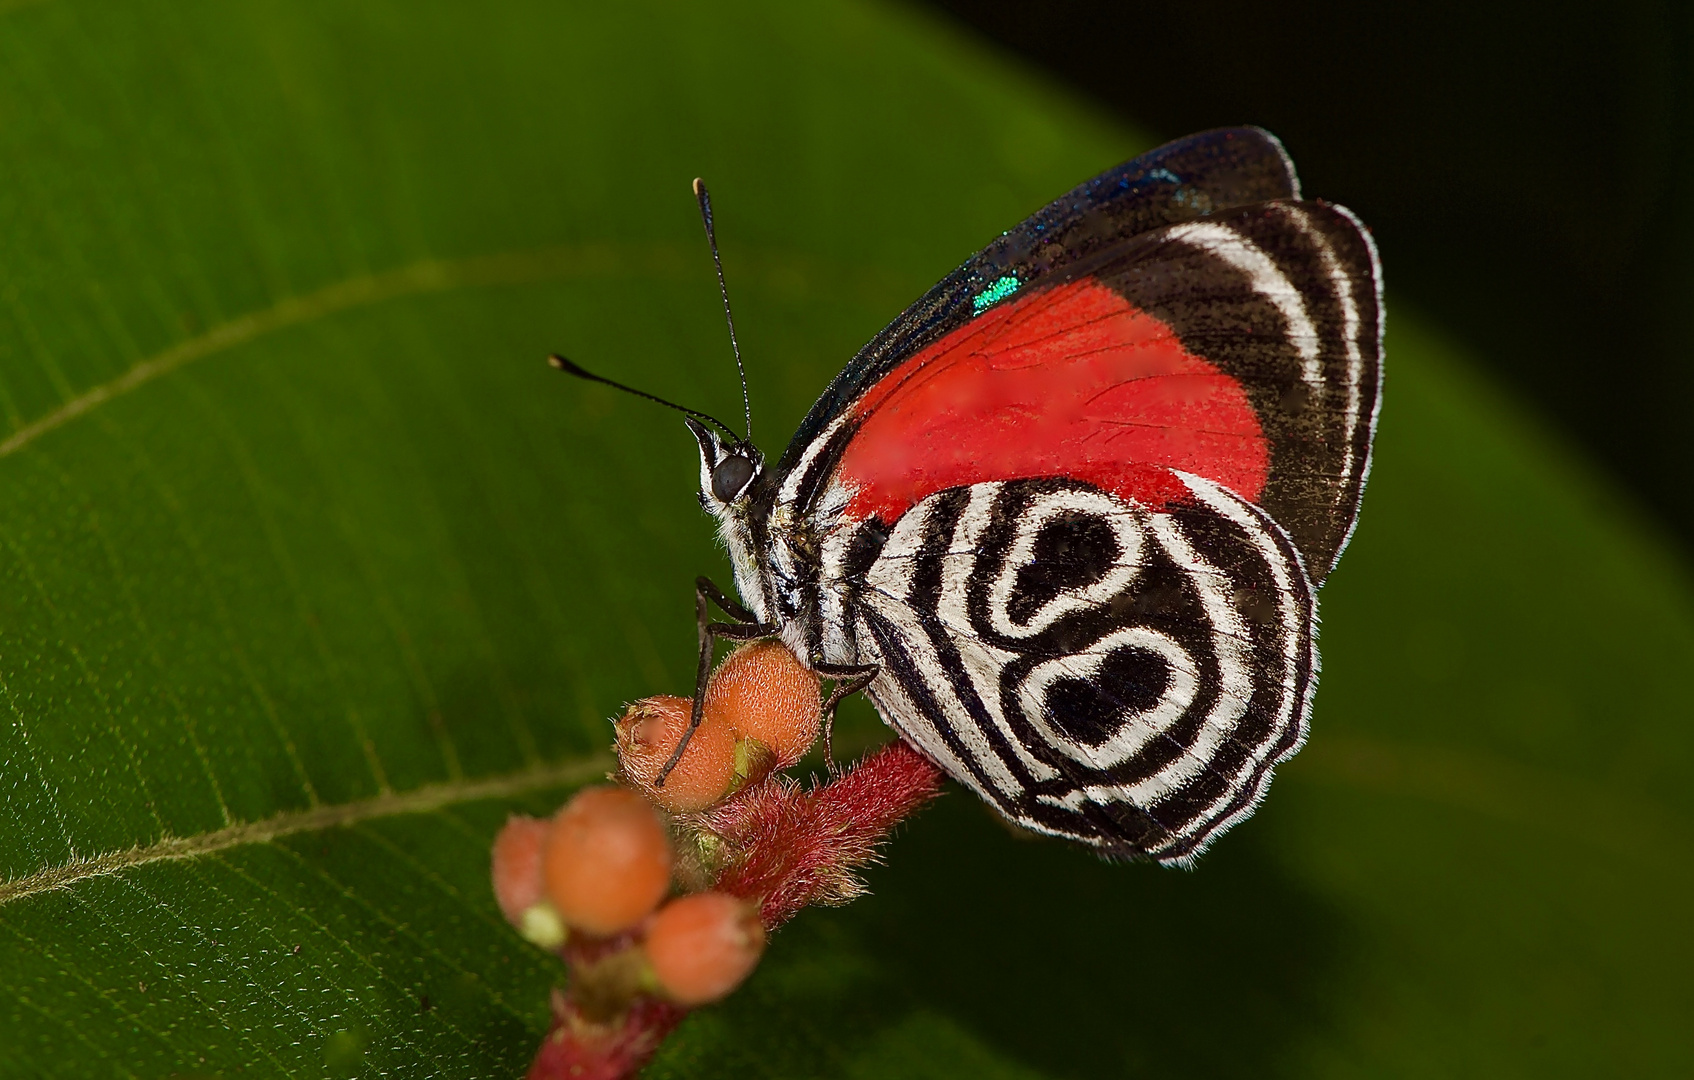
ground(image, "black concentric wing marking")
xmin=775 ymin=126 xmax=1299 ymax=479
xmin=834 ymin=474 xmax=1318 ymax=866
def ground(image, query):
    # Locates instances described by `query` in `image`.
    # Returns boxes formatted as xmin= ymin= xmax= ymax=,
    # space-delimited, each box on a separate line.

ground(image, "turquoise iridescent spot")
xmin=972 ymin=274 xmax=1021 ymax=314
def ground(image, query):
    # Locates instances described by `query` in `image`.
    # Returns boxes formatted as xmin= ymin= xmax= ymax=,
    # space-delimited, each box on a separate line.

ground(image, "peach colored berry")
xmin=704 ymin=641 xmax=822 ymax=765
xmin=616 ymin=695 xmax=739 ymax=812
xmin=644 ymin=892 xmax=766 ymax=1006
xmin=491 ymin=815 xmax=550 ymax=926
xmin=544 ymin=786 xmax=673 ymax=936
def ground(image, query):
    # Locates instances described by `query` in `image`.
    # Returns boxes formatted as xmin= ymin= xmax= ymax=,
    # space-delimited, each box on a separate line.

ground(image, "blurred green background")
xmin=927 ymin=0 xmax=1694 ymax=553
xmin=0 ymin=2 xmax=1686 ymax=1078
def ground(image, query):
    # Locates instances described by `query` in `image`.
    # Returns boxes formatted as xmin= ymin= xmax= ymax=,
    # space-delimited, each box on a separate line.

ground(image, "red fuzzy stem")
xmin=524 ymin=739 xmax=944 ymax=1080
xmin=709 ymin=739 xmax=945 ymax=926
xmin=526 ymin=989 xmax=687 ymax=1080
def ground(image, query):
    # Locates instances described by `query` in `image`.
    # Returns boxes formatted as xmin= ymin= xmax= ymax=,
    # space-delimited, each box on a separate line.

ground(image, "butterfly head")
xmin=686 ymin=416 xmax=773 ymax=623
xmin=687 ymin=417 xmax=764 ymax=509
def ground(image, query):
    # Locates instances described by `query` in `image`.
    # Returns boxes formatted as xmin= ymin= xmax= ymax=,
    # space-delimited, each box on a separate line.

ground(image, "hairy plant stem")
xmin=526 ymin=739 xmax=944 ymax=1080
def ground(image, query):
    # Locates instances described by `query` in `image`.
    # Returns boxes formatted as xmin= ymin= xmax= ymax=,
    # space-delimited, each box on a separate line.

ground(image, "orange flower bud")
xmin=644 ymin=892 xmax=766 ymax=1006
xmin=616 ymin=695 xmax=739 ymax=812
xmin=491 ymin=814 xmax=550 ymax=925
xmin=544 ymin=786 xmax=673 ymax=936
xmin=704 ymin=641 xmax=822 ymax=766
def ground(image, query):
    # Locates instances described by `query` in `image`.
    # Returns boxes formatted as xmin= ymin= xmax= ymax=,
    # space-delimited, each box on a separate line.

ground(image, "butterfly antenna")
xmin=693 ymin=177 xmax=752 ymax=444
xmin=548 ymin=354 xmax=741 ymax=442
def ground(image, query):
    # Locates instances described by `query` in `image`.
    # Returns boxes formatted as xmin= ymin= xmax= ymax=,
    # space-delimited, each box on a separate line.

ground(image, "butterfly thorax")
xmin=703 ymin=482 xmax=848 ymax=670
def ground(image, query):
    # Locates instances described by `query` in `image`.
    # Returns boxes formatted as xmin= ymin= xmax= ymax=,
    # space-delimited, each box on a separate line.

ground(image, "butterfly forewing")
xmin=780 ymin=126 xmax=1302 ymax=473
xmin=775 ymin=199 xmax=1381 ymax=587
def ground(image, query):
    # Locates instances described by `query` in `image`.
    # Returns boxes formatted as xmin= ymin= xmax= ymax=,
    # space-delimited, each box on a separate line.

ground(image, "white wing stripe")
xmin=1166 ymin=219 xmax=1323 ymax=391
xmin=856 ymin=619 xmax=992 ymax=803
xmin=1277 ymin=203 xmax=1364 ymax=487
xmin=776 ymin=412 xmax=851 ymax=510
xmin=984 ymin=487 xmax=1148 ymax=640
xmin=1164 ymin=471 xmax=1311 ymax=843
xmin=862 ymin=592 xmax=1025 ymax=797
xmin=938 ymin=486 xmax=1061 ymax=781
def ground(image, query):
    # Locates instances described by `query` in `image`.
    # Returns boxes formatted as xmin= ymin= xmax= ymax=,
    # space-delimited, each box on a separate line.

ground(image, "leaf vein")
xmin=0 ymin=243 xmax=695 ymax=460
xmin=0 ymin=754 xmax=610 ymax=906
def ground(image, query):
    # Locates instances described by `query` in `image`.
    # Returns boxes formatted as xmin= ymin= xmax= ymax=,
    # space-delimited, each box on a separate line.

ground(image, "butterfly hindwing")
xmin=833 ymin=471 xmax=1316 ymax=864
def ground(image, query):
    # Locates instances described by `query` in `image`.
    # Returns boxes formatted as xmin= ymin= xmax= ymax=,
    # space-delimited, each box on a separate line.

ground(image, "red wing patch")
xmin=836 ymin=278 xmax=1269 ymax=523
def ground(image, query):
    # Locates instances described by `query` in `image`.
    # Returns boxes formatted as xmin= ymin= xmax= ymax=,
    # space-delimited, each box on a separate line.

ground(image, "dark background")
xmin=921 ymin=0 xmax=1694 ymax=552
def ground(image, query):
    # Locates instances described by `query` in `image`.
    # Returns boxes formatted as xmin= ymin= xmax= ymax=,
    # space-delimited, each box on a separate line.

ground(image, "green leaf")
xmin=0 ymin=1 xmax=1686 ymax=1078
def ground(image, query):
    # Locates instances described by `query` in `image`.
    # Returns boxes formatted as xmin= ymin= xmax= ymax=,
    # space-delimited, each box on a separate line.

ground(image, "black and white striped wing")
xmin=841 ymin=472 xmax=1317 ymax=865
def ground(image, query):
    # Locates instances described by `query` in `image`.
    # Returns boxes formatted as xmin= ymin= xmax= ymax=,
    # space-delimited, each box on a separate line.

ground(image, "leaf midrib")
xmin=0 ymin=240 xmax=921 ymax=462
xmin=0 ymin=243 xmax=678 ymax=460
xmin=8 ymin=732 xmax=1687 ymax=910
xmin=0 ymin=753 xmax=611 ymax=906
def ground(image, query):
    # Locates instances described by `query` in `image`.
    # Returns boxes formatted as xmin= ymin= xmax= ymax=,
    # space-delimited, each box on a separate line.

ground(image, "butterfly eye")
xmin=712 ymin=455 xmax=755 ymax=503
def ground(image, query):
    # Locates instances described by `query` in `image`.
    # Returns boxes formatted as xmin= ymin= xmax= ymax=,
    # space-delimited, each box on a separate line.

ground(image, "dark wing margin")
xmin=775 ymin=127 xmax=1300 ymax=479
xmin=1088 ymin=200 xmax=1383 ymax=581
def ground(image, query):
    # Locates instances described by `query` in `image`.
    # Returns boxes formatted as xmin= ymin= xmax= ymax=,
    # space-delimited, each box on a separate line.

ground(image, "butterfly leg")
xmin=654 ymin=576 xmax=776 ymax=788
xmin=695 ymin=574 xmax=758 ymax=626
xmin=812 ymin=661 xmax=879 ymax=767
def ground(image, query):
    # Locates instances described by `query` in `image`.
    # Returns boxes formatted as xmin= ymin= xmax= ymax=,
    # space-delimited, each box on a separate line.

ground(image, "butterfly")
xmin=557 ymin=127 xmax=1381 ymax=866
